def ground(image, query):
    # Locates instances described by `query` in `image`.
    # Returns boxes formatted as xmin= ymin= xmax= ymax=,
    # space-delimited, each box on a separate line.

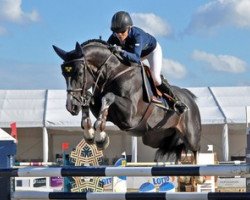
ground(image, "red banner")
xmin=62 ymin=142 xmax=69 ymax=151
xmin=10 ymin=122 xmax=17 ymax=141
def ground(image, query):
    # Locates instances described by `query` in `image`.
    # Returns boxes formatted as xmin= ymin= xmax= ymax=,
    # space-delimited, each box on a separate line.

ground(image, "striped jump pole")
xmin=1 ymin=164 xmax=250 ymax=177
xmin=126 ymin=162 xmax=175 ymax=167
xmin=12 ymin=191 xmax=250 ymax=200
xmin=15 ymin=162 xmax=57 ymax=166
xmin=126 ymin=161 xmax=245 ymax=167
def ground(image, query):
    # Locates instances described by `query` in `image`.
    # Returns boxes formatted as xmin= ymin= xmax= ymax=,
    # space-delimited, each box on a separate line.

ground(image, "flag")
xmin=62 ymin=142 xmax=69 ymax=151
xmin=10 ymin=122 xmax=17 ymax=141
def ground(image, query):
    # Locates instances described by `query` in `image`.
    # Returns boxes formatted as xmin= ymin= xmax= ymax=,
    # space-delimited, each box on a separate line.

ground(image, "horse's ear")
xmin=52 ymin=45 xmax=67 ymax=61
xmin=75 ymin=42 xmax=84 ymax=58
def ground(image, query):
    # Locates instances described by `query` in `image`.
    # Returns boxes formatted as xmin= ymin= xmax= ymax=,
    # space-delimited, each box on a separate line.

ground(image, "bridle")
xmin=62 ymin=53 xmax=113 ymax=107
xmin=62 ymin=46 xmax=135 ymax=107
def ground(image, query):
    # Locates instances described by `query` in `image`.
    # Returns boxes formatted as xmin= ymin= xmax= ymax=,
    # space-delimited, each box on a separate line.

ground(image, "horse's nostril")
xmin=73 ymin=105 xmax=77 ymax=112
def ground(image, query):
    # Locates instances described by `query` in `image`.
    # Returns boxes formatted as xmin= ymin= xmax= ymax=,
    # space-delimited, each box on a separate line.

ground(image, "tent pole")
xmin=208 ymin=87 xmax=229 ymax=161
xmin=131 ymin=136 xmax=137 ymax=162
xmin=222 ymin=123 xmax=229 ymax=161
xmin=43 ymin=127 xmax=49 ymax=162
xmin=42 ymin=90 xmax=49 ymax=163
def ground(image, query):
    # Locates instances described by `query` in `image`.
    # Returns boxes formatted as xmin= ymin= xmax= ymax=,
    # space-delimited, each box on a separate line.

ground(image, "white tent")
xmin=0 ymin=87 xmax=250 ymax=162
xmin=0 ymin=128 xmax=17 ymax=142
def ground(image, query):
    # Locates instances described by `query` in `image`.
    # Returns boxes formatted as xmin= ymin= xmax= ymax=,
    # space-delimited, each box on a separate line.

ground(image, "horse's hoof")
xmin=95 ymin=135 xmax=110 ymax=150
xmin=83 ymin=128 xmax=95 ymax=144
xmin=84 ymin=138 xmax=95 ymax=144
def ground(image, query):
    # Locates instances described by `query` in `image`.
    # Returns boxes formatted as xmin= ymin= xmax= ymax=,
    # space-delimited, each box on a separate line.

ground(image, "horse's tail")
xmin=183 ymin=88 xmax=197 ymax=100
xmin=154 ymin=131 xmax=187 ymax=163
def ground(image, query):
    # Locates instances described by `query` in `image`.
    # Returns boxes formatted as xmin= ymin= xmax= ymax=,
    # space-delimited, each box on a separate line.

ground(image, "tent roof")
xmin=0 ymin=87 xmax=249 ymax=128
xmin=192 ymin=86 xmax=250 ymax=124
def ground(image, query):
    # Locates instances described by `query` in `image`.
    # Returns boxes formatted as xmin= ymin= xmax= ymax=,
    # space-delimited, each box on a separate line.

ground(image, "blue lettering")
xmin=153 ymin=177 xmax=170 ymax=185
xmin=102 ymin=178 xmax=112 ymax=185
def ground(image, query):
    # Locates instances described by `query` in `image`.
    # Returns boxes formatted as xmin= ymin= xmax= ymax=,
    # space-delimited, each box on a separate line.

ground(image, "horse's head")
xmin=53 ymin=42 xmax=94 ymax=115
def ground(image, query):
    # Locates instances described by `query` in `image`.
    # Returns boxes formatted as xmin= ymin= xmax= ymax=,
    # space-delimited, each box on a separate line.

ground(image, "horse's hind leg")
xmin=180 ymin=118 xmax=204 ymax=183
xmin=94 ymin=92 xmax=115 ymax=149
xmin=178 ymin=115 xmax=201 ymax=162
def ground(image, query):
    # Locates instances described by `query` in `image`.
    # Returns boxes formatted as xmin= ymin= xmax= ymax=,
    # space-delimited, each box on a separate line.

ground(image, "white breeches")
xmin=141 ymin=42 xmax=163 ymax=86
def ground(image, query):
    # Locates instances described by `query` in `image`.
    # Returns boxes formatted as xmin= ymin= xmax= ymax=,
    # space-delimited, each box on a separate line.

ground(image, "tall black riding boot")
xmin=157 ymin=78 xmax=188 ymax=114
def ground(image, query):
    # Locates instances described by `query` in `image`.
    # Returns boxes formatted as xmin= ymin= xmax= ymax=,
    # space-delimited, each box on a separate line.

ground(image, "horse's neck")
xmin=106 ymin=62 xmax=142 ymax=93
xmin=85 ymin=45 xmax=112 ymax=69
xmin=85 ymin=46 xmax=142 ymax=91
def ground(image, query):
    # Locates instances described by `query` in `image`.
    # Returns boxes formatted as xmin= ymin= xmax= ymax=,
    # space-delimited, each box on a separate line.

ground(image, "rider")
xmin=107 ymin=11 xmax=187 ymax=114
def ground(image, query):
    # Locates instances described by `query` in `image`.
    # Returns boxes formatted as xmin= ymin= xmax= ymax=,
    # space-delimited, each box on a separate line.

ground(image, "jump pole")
xmin=1 ymin=164 xmax=250 ymax=177
xmin=15 ymin=162 xmax=56 ymax=166
xmin=12 ymin=191 xmax=250 ymax=200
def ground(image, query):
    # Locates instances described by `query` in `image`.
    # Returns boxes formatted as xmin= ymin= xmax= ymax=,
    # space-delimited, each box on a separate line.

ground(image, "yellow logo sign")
xmin=64 ymin=66 xmax=72 ymax=72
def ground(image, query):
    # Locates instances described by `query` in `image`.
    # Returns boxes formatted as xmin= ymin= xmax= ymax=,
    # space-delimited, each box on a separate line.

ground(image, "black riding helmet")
xmin=111 ymin=11 xmax=133 ymax=33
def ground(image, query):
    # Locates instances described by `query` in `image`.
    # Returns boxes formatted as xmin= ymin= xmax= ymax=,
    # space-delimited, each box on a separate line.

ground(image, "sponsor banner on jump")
xmin=127 ymin=176 xmax=177 ymax=192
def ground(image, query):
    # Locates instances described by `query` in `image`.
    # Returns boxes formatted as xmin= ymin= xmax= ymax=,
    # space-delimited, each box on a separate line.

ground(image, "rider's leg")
xmin=157 ymin=76 xmax=188 ymax=114
xmin=145 ymin=42 xmax=187 ymax=114
xmin=143 ymin=42 xmax=162 ymax=86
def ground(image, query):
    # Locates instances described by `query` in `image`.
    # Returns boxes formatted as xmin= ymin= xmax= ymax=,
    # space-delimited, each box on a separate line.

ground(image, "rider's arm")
xmin=121 ymin=34 xmax=142 ymax=64
xmin=108 ymin=31 xmax=142 ymax=64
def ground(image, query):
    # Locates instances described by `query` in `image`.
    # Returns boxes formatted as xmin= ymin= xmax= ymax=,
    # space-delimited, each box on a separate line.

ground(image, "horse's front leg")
xmin=94 ymin=92 xmax=115 ymax=150
xmin=81 ymin=106 xmax=95 ymax=144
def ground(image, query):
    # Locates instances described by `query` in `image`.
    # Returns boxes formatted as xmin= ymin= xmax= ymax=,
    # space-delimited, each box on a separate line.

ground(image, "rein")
xmin=91 ymin=53 xmax=113 ymax=95
xmin=81 ymin=53 xmax=134 ymax=95
xmin=99 ymin=67 xmax=134 ymax=92
xmin=64 ymin=45 xmax=135 ymax=106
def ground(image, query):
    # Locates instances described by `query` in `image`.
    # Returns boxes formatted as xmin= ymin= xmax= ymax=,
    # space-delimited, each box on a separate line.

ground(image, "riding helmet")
xmin=111 ymin=11 xmax=133 ymax=33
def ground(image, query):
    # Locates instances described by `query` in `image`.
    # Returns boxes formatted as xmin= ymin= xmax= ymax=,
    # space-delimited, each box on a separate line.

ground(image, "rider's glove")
xmin=110 ymin=45 xmax=124 ymax=54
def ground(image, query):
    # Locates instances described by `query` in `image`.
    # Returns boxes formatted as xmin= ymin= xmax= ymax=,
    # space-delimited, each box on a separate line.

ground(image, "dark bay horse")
xmin=53 ymin=39 xmax=201 ymax=162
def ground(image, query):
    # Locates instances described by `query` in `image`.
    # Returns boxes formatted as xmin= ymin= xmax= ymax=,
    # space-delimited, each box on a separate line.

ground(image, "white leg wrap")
xmin=95 ymin=131 xmax=107 ymax=142
xmin=83 ymin=127 xmax=95 ymax=140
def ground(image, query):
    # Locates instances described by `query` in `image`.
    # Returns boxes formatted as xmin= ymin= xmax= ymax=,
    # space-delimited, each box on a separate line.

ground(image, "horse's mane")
xmin=80 ymin=38 xmax=132 ymax=66
xmin=81 ymin=39 xmax=110 ymax=48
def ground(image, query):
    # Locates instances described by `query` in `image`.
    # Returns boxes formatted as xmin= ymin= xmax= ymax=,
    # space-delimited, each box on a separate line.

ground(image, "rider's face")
xmin=115 ymin=28 xmax=129 ymax=42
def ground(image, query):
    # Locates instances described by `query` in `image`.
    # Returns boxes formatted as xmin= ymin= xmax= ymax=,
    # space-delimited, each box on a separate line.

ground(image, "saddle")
xmin=111 ymin=51 xmax=173 ymax=111
xmin=141 ymin=65 xmax=173 ymax=111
